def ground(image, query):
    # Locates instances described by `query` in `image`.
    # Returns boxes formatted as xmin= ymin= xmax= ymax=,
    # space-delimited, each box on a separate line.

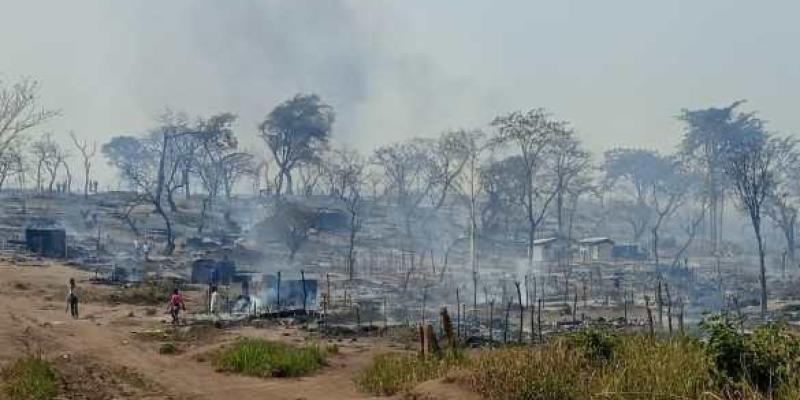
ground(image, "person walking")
xmin=167 ymin=288 xmax=186 ymax=325
xmin=67 ymin=278 xmax=79 ymax=319
xmin=209 ymin=286 xmax=219 ymax=316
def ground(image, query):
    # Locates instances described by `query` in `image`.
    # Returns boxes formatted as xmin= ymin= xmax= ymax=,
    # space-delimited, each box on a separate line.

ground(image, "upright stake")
xmin=488 ymin=299 xmax=494 ymax=341
xmin=383 ymin=296 xmax=388 ymax=332
xmin=666 ymin=283 xmax=673 ymax=335
xmin=503 ymin=301 xmax=511 ymax=343
xmin=657 ymin=281 xmax=663 ymax=328
xmin=301 ymin=270 xmax=307 ymax=313
xmin=456 ymin=287 xmax=461 ymax=339
xmin=537 ymin=298 xmax=543 ymax=342
xmin=514 ymin=281 xmax=523 ymax=343
xmin=572 ymin=291 xmax=578 ymax=324
xmin=645 ymin=295 xmax=654 ymax=339
xmin=276 ymin=271 xmax=281 ymax=311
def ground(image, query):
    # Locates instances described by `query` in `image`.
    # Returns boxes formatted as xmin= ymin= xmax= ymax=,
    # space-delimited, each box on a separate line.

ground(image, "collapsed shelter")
xmin=25 ymin=227 xmax=67 ymax=258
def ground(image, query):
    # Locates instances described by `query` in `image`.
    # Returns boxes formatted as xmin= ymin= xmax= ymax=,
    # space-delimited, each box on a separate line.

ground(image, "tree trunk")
xmin=348 ymin=212 xmax=357 ymax=280
xmin=285 ymin=170 xmax=294 ymax=195
xmin=154 ymin=201 xmax=175 ymax=255
xmin=754 ymin=218 xmax=768 ymax=318
xmin=515 ymin=281 xmax=523 ymax=343
xmin=785 ymin=217 xmax=796 ymax=266
xmin=652 ymin=225 xmax=660 ymax=267
xmin=84 ymin=164 xmax=91 ymax=198
xmin=167 ymin=188 xmax=178 ymax=212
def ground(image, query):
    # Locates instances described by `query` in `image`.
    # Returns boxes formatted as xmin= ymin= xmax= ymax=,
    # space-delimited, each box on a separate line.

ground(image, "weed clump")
xmin=354 ymin=350 xmax=467 ymax=396
xmin=215 ymin=338 xmax=327 ymax=378
xmin=701 ymin=314 xmax=800 ymax=395
xmin=1 ymin=355 xmax=59 ymax=400
xmin=107 ymin=280 xmax=174 ymax=305
xmin=159 ymin=342 xmax=178 ymax=355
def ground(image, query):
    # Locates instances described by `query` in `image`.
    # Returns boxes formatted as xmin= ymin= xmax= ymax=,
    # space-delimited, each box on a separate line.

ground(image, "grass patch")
xmin=354 ymin=350 xmax=467 ymax=396
xmin=158 ymin=342 xmax=178 ymax=355
xmin=215 ymin=338 xmax=328 ymax=378
xmin=466 ymin=340 xmax=589 ymax=400
xmin=106 ymin=280 xmax=175 ymax=306
xmin=356 ymin=321 xmax=800 ymax=399
xmin=1 ymin=355 xmax=58 ymax=400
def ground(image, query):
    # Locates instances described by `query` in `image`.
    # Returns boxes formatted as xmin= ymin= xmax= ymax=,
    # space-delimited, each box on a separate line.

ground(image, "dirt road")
xmin=0 ymin=262 xmax=383 ymax=399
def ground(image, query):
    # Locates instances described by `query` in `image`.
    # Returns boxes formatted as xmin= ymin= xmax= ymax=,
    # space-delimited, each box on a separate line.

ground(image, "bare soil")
xmin=0 ymin=261 xmax=395 ymax=399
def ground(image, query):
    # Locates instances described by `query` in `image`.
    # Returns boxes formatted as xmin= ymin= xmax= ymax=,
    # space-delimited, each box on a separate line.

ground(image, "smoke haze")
xmin=0 ymin=0 xmax=798 ymax=184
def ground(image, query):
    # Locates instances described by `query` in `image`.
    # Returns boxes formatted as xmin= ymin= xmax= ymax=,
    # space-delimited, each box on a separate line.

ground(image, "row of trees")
xmin=2 ymin=75 xmax=793 ymax=318
xmin=94 ymin=93 xmax=800 ymax=317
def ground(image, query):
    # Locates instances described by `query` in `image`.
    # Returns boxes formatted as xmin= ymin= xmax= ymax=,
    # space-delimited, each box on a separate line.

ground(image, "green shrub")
xmin=159 ymin=342 xmax=178 ymax=355
xmin=700 ymin=314 xmax=747 ymax=381
xmin=701 ymin=314 xmax=800 ymax=394
xmin=215 ymin=339 xmax=327 ymax=378
xmin=569 ymin=326 xmax=618 ymax=363
xmin=1 ymin=356 xmax=59 ymax=400
xmin=743 ymin=323 xmax=800 ymax=393
xmin=354 ymin=350 xmax=467 ymax=396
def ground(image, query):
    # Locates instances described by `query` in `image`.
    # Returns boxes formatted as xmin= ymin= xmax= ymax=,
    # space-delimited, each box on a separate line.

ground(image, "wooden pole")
xmin=488 ymin=299 xmax=494 ymax=341
xmin=456 ymin=287 xmax=461 ymax=339
xmin=537 ymin=298 xmax=543 ymax=342
xmin=645 ymin=295 xmax=654 ymax=338
xmin=666 ymin=283 xmax=673 ymax=335
xmin=657 ymin=281 xmax=663 ymax=328
xmin=301 ymin=270 xmax=307 ymax=313
xmin=514 ymin=281 xmax=523 ymax=343
xmin=276 ymin=271 xmax=281 ymax=310
xmin=503 ymin=301 xmax=511 ymax=343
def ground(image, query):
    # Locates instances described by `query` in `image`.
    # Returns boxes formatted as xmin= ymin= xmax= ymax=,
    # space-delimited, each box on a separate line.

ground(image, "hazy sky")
xmin=0 ymin=0 xmax=797 ymax=184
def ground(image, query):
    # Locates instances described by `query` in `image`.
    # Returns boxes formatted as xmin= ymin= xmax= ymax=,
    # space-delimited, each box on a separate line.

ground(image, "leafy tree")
xmin=603 ymin=148 xmax=663 ymax=242
xmin=259 ymin=94 xmax=334 ymax=196
xmin=680 ymin=101 xmax=744 ymax=251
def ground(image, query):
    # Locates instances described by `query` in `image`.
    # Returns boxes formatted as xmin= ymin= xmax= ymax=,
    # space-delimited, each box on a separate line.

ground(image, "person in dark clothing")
xmin=67 ymin=278 xmax=79 ymax=318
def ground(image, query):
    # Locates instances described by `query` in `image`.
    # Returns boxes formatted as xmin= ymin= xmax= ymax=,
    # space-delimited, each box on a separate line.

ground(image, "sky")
xmin=0 ymin=0 xmax=797 ymax=185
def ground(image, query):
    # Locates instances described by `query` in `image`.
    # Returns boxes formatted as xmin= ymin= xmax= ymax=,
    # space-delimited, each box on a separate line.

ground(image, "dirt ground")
xmin=0 ymin=261 xmax=466 ymax=400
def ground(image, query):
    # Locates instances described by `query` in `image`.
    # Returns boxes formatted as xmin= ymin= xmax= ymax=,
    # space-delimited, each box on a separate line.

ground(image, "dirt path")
xmin=0 ymin=262 xmax=382 ymax=399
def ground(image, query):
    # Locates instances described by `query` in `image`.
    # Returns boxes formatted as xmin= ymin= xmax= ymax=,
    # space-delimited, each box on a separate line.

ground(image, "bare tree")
xmin=103 ymin=112 xmax=195 ymax=255
xmin=31 ymin=133 xmax=63 ymax=192
xmin=549 ymin=128 xmax=591 ymax=239
xmin=647 ymin=155 xmax=691 ymax=267
xmin=490 ymin=108 xmax=562 ymax=268
xmin=453 ymin=130 xmax=486 ymax=308
xmin=0 ymin=140 xmax=24 ymax=191
xmin=69 ymin=132 xmax=97 ymax=198
xmin=0 ymin=77 xmax=58 ymax=158
xmin=297 ymin=159 xmax=326 ymax=197
xmin=220 ymin=152 xmax=255 ymax=199
xmin=765 ymin=158 xmax=800 ymax=266
xmin=603 ymin=148 xmax=667 ymax=242
xmin=671 ymin=197 xmax=707 ymax=268
xmin=429 ymin=130 xmax=471 ymax=209
xmin=329 ymin=149 xmax=366 ymax=279
xmin=721 ymin=114 xmax=797 ymax=317
xmin=268 ymin=201 xmax=320 ymax=262
xmin=373 ymin=138 xmax=435 ymax=236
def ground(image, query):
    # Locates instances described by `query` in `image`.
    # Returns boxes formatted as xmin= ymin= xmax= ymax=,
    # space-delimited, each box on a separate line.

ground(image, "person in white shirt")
xmin=209 ymin=286 xmax=219 ymax=316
